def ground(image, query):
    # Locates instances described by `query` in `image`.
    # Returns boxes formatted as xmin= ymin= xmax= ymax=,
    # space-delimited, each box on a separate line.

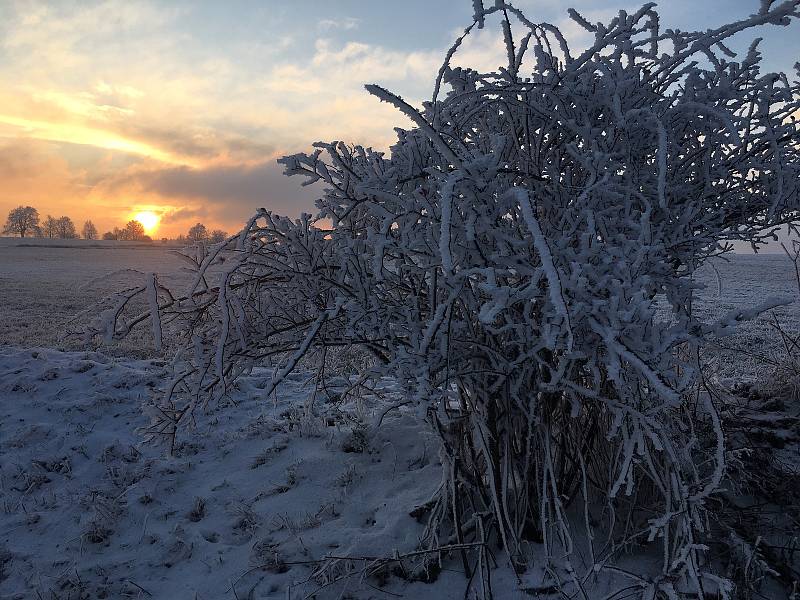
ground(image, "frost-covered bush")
xmin=95 ymin=1 xmax=800 ymax=596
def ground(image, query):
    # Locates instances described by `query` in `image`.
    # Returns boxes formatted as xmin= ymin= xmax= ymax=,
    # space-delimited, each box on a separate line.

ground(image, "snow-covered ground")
xmin=687 ymin=253 xmax=800 ymax=381
xmin=0 ymin=348 xmax=469 ymax=599
xmin=0 ymin=238 xmax=188 ymax=357
xmin=0 ymin=243 xmax=798 ymax=599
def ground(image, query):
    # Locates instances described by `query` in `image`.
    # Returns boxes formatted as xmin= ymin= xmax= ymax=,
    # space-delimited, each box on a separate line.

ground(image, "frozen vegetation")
xmin=3 ymin=1 xmax=800 ymax=599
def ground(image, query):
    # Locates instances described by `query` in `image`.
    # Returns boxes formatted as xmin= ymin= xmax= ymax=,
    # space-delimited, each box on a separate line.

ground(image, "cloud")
xmin=317 ymin=17 xmax=360 ymax=31
xmin=0 ymin=112 xmax=182 ymax=165
xmin=0 ymin=1 xmax=483 ymax=172
xmin=113 ymin=121 xmax=276 ymax=164
xmin=0 ymin=2 xmax=574 ymax=238
xmin=159 ymin=206 xmax=209 ymax=225
xmin=104 ymin=159 xmax=321 ymax=230
xmin=4 ymin=0 xmax=181 ymax=51
xmin=310 ymin=38 xmax=440 ymax=82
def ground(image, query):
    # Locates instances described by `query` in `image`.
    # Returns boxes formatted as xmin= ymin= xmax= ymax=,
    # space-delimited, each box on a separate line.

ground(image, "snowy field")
xmin=0 ymin=241 xmax=798 ymax=599
xmin=684 ymin=252 xmax=800 ymax=381
xmin=0 ymin=238 xmax=188 ymax=357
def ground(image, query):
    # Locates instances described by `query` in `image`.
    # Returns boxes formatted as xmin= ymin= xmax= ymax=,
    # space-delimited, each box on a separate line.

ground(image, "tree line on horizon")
xmin=2 ymin=206 xmax=99 ymax=240
xmin=2 ymin=206 xmax=227 ymax=243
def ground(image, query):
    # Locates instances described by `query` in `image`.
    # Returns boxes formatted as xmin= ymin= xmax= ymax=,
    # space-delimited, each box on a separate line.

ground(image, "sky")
xmin=0 ymin=0 xmax=798 ymax=239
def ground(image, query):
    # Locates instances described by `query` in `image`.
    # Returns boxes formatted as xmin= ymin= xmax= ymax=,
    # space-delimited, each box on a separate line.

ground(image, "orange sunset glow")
xmin=0 ymin=1 xmax=429 ymax=238
xmin=1 ymin=2 xmax=798 ymax=240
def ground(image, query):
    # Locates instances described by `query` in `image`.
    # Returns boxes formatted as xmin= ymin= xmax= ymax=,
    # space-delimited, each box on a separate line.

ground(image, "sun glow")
xmin=134 ymin=211 xmax=160 ymax=234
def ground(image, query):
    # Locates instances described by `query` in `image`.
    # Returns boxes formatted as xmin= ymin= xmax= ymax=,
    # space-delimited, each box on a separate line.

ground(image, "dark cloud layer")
xmin=159 ymin=206 xmax=209 ymax=224
xmin=128 ymin=159 xmax=320 ymax=221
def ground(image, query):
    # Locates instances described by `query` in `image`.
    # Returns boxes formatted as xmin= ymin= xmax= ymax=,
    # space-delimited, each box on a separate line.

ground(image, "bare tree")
xmin=3 ymin=206 xmax=40 ymax=238
xmin=209 ymin=229 xmax=227 ymax=243
xmin=187 ymin=223 xmax=208 ymax=242
xmin=42 ymin=215 xmax=59 ymax=238
xmin=120 ymin=220 xmax=146 ymax=241
xmin=82 ymin=220 xmax=98 ymax=240
xmin=55 ymin=216 xmax=77 ymax=239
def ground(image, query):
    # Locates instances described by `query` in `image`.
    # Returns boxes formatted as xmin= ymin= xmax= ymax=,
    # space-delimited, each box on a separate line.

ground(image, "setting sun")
xmin=133 ymin=211 xmax=160 ymax=234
